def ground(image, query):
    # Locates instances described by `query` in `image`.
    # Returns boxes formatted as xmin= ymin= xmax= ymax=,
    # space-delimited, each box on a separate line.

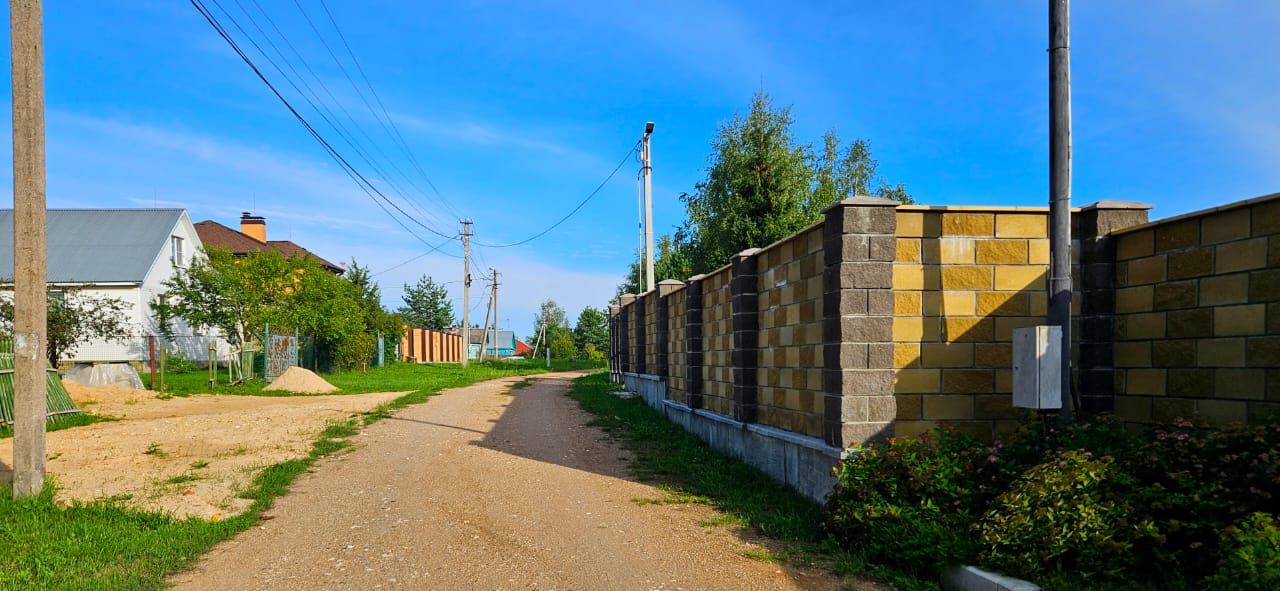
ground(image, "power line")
xmin=191 ymin=0 xmax=457 ymax=247
xmin=237 ymin=0 xmax=451 ymax=232
xmin=312 ymin=0 xmax=465 ymax=221
xmin=372 ymin=238 xmax=462 ymax=277
xmin=475 ymin=139 xmax=641 ymax=248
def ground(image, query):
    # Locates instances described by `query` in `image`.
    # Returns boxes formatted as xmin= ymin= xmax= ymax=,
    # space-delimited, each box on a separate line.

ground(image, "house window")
xmin=172 ymin=236 xmax=185 ymax=267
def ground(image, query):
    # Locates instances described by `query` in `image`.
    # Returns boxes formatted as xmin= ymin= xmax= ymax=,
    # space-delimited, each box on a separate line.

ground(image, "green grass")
xmin=0 ymin=413 xmax=116 ymax=440
xmin=0 ymin=361 xmax=587 ymax=590
xmin=568 ymin=372 xmax=933 ymax=591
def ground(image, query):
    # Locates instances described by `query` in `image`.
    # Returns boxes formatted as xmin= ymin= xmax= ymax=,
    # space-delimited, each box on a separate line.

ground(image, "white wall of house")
xmin=64 ymin=212 xmax=231 ymax=365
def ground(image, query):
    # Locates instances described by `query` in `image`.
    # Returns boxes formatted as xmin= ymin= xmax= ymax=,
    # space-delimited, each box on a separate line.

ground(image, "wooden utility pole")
xmin=10 ymin=0 xmax=48 ymax=499
xmin=460 ymin=220 xmax=471 ymax=368
xmin=1049 ymin=0 xmax=1074 ymax=421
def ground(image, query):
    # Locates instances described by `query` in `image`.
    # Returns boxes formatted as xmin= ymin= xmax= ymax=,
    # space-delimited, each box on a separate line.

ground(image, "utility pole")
xmin=641 ymin=121 xmax=655 ymax=292
xmin=460 ymin=220 xmax=472 ymax=368
xmin=10 ymin=0 xmax=48 ymax=499
xmin=1049 ymin=0 xmax=1073 ymax=421
xmin=491 ymin=268 xmax=499 ymax=359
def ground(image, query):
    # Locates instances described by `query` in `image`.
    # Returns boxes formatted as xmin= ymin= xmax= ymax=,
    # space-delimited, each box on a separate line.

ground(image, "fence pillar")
xmin=822 ymin=197 xmax=900 ymax=448
xmin=684 ymin=276 xmax=705 ymax=409
xmin=635 ymin=293 xmax=648 ymax=375
xmin=1075 ymin=201 xmax=1152 ymax=414
xmin=618 ymin=294 xmax=636 ymax=374
xmin=656 ymin=279 xmax=683 ymax=380
xmin=731 ymin=248 xmax=762 ymax=423
xmin=608 ymin=304 xmax=622 ymax=382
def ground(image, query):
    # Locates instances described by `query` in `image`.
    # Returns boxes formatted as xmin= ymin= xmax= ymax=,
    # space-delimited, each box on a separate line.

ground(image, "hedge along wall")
xmin=701 ymin=265 xmax=735 ymax=417
xmin=1110 ymin=194 xmax=1280 ymax=425
xmin=756 ymin=223 xmax=827 ymax=437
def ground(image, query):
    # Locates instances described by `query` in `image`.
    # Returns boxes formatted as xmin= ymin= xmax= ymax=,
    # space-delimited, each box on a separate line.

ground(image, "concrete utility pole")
xmin=1049 ymin=0 xmax=1074 ymax=421
xmin=641 ymin=122 xmax=655 ymax=292
xmin=10 ymin=0 xmax=48 ymax=499
xmin=460 ymin=220 xmax=472 ymax=368
xmin=490 ymin=268 xmax=499 ymax=359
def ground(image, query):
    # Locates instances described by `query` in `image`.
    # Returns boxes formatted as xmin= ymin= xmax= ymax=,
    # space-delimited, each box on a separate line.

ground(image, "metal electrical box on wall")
xmin=1012 ymin=325 xmax=1063 ymax=410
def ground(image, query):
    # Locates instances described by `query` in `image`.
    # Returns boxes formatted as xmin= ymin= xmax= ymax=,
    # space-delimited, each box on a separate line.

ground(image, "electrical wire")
xmin=372 ymin=237 xmax=462 ymax=276
xmin=475 ymin=139 xmax=641 ymax=248
xmin=191 ymin=0 xmax=457 ymax=246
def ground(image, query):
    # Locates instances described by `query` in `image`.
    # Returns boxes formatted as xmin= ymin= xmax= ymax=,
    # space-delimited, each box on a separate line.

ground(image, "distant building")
xmin=467 ymin=329 xmax=517 ymax=359
xmin=194 ymin=212 xmax=344 ymax=274
xmin=0 ymin=208 xmax=222 ymax=364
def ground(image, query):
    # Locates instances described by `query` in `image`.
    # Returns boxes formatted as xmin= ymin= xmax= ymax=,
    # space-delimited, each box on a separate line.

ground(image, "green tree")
xmin=399 ymin=275 xmax=454 ymax=329
xmin=681 ymin=91 xmax=815 ymax=273
xmin=548 ymin=326 xmax=576 ymax=360
xmin=346 ymin=260 xmax=403 ymax=362
xmin=647 ymin=91 xmax=912 ymax=281
xmin=573 ymin=306 xmax=609 ymax=356
xmin=1 ymin=286 xmax=131 ymax=365
xmin=153 ymin=247 xmax=297 ymax=345
xmin=529 ymin=298 xmax=568 ymax=343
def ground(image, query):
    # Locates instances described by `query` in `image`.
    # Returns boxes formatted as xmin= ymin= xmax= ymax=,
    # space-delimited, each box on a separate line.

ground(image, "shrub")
xmin=332 ymin=333 xmax=377 ymax=372
xmin=1204 ymin=513 xmax=1280 ymax=591
xmin=977 ymin=451 xmax=1157 ymax=583
xmin=824 ymin=428 xmax=983 ymax=575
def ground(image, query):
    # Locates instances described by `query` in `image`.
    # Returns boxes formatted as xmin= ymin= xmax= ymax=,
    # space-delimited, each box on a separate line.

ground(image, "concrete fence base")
xmin=620 ymin=372 xmax=840 ymax=502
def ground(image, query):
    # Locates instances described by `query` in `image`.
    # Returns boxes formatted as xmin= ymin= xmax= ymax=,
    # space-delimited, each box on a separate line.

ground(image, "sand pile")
xmin=64 ymin=380 xmax=159 ymax=406
xmin=264 ymin=366 xmax=338 ymax=394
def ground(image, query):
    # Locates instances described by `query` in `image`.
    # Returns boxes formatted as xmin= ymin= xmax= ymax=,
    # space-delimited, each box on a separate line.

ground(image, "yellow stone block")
xmin=921 ymin=343 xmax=974 ymax=368
xmin=975 ymin=239 xmax=1028 ymax=264
xmin=924 ymin=291 xmax=976 ymax=316
xmin=1115 ymin=285 xmax=1154 ymax=314
xmin=977 ymin=291 xmax=1029 ymax=315
xmin=1116 ymin=230 xmax=1154 ymax=261
xmin=1027 ymin=239 xmax=1050 ymax=264
xmin=895 ymin=291 xmax=922 ymax=315
xmin=896 ymin=238 xmax=921 ymax=262
xmin=895 ymin=369 xmax=941 ymax=393
xmin=942 ymin=213 xmax=995 ymax=236
xmin=923 ymin=238 xmax=976 ymax=264
xmin=1126 ymin=368 xmax=1166 ymax=395
xmin=896 ymin=212 xmax=926 ymax=237
xmin=923 ymin=395 xmax=975 ymax=419
xmin=894 ymin=344 xmax=921 ymax=368
xmin=894 ymin=317 xmax=941 ymax=342
xmin=994 ymin=266 xmax=1046 ymax=290
xmin=944 ymin=317 xmax=994 ymax=342
xmin=941 ymin=265 xmax=993 ymax=290
xmin=893 ymin=264 xmax=927 ymax=290
xmin=1201 ymin=208 xmax=1251 ymax=245
xmin=1214 ymin=304 xmax=1266 ymax=336
xmin=995 ymin=213 xmax=1047 ymax=238
xmin=1215 ymin=238 xmax=1266 ymax=274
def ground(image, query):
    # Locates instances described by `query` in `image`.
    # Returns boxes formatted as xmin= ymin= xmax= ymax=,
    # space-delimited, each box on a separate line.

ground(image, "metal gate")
xmin=265 ymin=330 xmax=299 ymax=381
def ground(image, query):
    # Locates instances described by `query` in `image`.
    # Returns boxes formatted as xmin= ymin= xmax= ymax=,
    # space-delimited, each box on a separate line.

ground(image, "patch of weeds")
xmin=743 ymin=547 xmax=782 ymax=562
xmin=506 ymin=378 xmax=536 ymax=394
xmin=160 ymin=474 xmax=202 ymax=486
xmin=700 ymin=514 xmax=748 ymax=528
xmin=143 ymin=443 xmax=168 ymax=458
xmin=190 ymin=460 xmax=210 ymax=470
xmin=155 ymin=393 xmax=174 ymax=401
xmin=633 ymin=486 xmax=713 ymax=506
xmin=0 ymin=413 xmax=116 ymax=439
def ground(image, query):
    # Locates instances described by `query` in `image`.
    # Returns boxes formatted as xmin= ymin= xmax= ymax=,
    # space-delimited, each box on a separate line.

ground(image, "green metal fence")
xmin=0 ymin=337 xmax=83 ymax=427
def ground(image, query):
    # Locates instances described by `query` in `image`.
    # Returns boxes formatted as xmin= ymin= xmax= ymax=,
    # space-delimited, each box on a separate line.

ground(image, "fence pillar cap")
xmin=1079 ymin=200 xmax=1152 ymax=211
xmin=686 ymin=273 xmax=707 ymax=282
xmin=733 ymin=247 xmax=761 ymax=259
xmin=823 ymin=196 xmax=902 ymax=214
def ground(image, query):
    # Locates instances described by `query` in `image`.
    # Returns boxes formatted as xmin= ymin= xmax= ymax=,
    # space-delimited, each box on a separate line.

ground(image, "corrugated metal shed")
xmin=0 ymin=208 xmax=184 ymax=283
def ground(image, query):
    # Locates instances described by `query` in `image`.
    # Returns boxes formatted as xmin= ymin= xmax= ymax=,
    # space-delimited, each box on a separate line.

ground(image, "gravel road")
xmin=168 ymin=372 xmax=842 ymax=591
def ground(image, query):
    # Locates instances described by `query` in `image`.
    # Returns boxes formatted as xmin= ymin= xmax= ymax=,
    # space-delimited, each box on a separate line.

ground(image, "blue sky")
xmin=1 ymin=1 xmax=1277 ymax=340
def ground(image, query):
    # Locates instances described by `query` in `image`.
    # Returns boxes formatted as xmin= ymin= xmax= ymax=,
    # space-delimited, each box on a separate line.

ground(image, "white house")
xmin=0 ymin=208 xmax=225 ymax=364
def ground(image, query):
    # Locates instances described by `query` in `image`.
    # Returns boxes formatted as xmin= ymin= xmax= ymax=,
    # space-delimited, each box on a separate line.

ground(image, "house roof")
xmin=469 ymin=329 xmax=516 ymax=346
xmin=194 ymin=220 xmax=344 ymax=273
xmin=0 ymin=208 xmax=185 ymax=283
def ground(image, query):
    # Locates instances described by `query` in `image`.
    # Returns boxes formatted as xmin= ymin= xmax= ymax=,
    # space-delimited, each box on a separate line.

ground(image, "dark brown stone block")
xmin=1167 ymin=308 xmax=1213 ymax=338
xmin=1154 ymin=280 xmax=1198 ymax=310
xmin=1166 ymin=368 xmax=1214 ymax=397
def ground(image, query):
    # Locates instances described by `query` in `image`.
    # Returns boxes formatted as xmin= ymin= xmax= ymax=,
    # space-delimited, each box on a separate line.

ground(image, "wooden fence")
xmin=401 ymin=327 xmax=463 ymax=363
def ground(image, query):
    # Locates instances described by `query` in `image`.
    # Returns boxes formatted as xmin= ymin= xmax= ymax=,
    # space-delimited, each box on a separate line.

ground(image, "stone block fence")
xmin=609 ymin=193 xmax=1280 ymax=501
